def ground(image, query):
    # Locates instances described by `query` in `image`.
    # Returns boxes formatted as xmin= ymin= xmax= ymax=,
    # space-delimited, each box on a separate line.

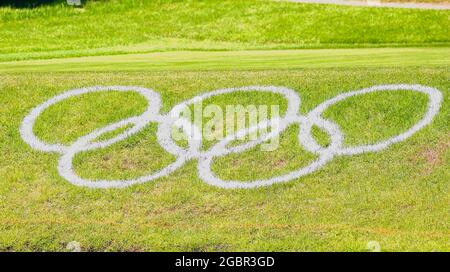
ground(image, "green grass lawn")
xmin=1 ymin=47 xmax=449 ymax=73
xmin=0 ymin=0 xmax=449 ymax=61
xmin=1 ymin=61 xmax=449 ymax=251
xmin=0 ymin=0 xmax=449 ymax=252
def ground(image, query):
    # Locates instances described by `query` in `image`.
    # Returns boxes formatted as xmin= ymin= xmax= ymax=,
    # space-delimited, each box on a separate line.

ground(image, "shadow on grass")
xmin=0 ymin=0 xmax=72 ymax=8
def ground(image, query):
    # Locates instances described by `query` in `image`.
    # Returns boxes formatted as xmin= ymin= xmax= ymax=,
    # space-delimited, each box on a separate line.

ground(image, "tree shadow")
xmin=0 ymin=0 xmax=71 ymax=8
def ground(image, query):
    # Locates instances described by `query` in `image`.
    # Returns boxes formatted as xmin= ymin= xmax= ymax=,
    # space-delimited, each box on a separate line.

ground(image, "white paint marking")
xmin=20 ymin=84 xmax=442 ymax=189
xmin=281 ymin=0 xmax=450 ymax=10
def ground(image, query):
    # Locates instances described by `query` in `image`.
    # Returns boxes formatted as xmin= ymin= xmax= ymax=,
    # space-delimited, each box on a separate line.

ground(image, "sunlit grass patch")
xmin=322 ymin=90 xmax=429 ymax=146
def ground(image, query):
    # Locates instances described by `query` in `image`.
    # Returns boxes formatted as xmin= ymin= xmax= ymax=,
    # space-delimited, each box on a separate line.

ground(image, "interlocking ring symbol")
xmin=20 ymin=84 xmax=442 ymax=189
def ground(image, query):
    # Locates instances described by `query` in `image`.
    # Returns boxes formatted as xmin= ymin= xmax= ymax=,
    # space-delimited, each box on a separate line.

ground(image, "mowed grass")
xmin=1 ymin=47 xmax=449 ymax=73
xmin=0 ymin=0 xmax=449 ymax=252
xmin=0 ymin=0 xmax=449 ymax=61
xmin=0 ymin=66 xmax=448 ymax=251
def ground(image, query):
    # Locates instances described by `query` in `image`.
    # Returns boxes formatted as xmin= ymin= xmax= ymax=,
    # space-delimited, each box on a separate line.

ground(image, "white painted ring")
xmin=305 ymin=84 xmax=443 ymax=156
xmin=162 ymin=86 xmax=301 ymax=158
xmin=20 ymin=86 xmax=161 ymax=154
xmin=197 ymin=114 xmax=342 ymax=189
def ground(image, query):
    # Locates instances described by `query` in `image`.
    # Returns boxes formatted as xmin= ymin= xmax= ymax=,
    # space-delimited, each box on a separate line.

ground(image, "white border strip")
xmin=282 ymin=0 xmax=450 ymax=10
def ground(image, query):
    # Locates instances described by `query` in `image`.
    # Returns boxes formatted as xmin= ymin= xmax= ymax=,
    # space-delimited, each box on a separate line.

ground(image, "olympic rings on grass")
xmin=20 ymin=84 xmax=442 ymax=189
